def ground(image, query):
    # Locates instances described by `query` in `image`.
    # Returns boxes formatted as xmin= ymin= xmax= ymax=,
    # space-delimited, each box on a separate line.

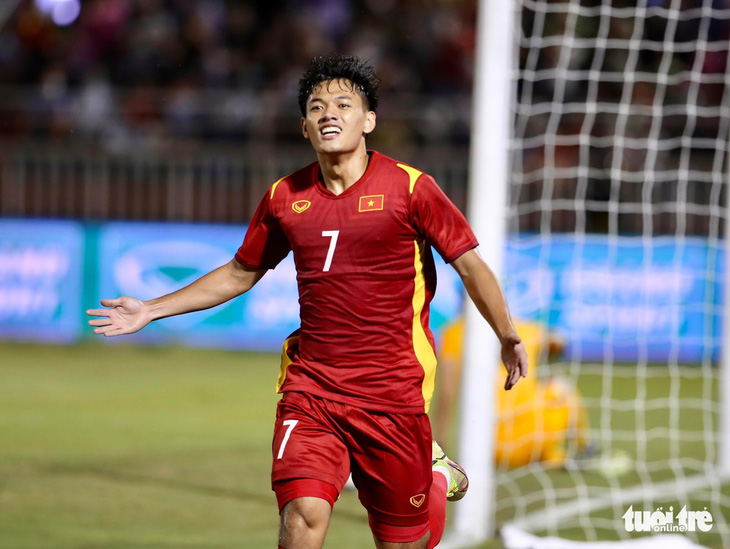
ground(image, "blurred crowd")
xmin=0 ymin=0 xmax=477 ymax=151
xmin=1 ymin=0 xmax=728 ymax=236
xmin=2 ymin=1 xmax=727 ymax=152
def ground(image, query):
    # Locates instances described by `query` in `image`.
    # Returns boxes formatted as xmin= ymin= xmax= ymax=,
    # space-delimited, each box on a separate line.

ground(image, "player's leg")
xmin=428 ymin=440 xmax=469 ymax=548
xmin=372 ymin=470 xmax=448 ymax=549
xmin=381 ymin=458 xmax=467 ymax=549
xmin=272 ymin=392 xmax=350 ymax=549
xmin=346 ymin=409 xmax=433 ymax=547
xmin=426 ymin=472 xmax=448 ymax=549
xmin=431 ymin=440 xmax=469 ymax=502
xmin=373 ymin=531 xmax=430 ymax=549
xmin=278 ymin=494 xmax=333 ymax=549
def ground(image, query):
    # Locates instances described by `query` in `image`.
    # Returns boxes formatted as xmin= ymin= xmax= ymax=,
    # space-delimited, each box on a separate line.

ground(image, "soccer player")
xmin=87 ymin=55 xmax=528 ymax=549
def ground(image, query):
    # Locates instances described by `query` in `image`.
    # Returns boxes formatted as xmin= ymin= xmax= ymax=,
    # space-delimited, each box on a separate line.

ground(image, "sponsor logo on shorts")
xmin=410 ymin=494 xmax=426 ymax=508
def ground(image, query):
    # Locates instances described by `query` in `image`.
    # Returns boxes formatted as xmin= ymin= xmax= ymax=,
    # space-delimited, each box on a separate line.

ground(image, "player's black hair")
xmin=297 ymin=55 xmax=379 ymax=116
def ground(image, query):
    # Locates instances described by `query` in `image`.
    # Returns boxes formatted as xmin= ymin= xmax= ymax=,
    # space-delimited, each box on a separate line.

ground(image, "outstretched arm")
xmin=451 ymin=249 xmax=528 ymax=390
xmin=87 ymin=259 xmax=266 ymax=337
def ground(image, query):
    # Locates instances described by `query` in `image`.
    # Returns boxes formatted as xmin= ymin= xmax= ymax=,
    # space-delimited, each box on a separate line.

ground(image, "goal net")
xmin=470 ymin=0 xmax=730 ymax=546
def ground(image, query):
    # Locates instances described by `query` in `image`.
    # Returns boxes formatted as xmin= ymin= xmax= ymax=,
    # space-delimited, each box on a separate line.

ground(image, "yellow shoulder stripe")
xmin=396 ymin=163 xmax=423 ymax=194
xmin=270 ymin=175 xmax=288 ymax=199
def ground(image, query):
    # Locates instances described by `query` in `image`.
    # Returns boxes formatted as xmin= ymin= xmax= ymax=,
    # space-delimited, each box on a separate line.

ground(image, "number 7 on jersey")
xmin=321 ymin=230 xmax=339 ymax=272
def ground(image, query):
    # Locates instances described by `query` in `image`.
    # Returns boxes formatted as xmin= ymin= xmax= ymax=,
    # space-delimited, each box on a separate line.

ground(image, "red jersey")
xmin=235 ymin=151 xmax=478 ymax=413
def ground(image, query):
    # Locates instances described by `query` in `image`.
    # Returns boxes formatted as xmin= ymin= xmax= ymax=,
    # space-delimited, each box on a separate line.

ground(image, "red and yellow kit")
xmin=235 ymin=151 xmax=478 ymax=414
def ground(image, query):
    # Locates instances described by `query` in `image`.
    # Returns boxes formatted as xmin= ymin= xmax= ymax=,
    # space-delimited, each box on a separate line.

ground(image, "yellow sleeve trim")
xmin=396 ymin=163 xmax=423 ymax=194
xmin=270 ymin=175 xmax=288 ymax=199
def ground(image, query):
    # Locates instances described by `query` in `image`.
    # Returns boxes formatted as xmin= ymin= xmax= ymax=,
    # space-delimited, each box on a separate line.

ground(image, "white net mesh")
xmin=498 ymin=0 xmax=730 ymax=546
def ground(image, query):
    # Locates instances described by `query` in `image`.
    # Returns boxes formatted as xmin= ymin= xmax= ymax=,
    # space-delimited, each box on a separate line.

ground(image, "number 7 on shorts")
xmin=276 ymin=419 xmax=299 ymax=459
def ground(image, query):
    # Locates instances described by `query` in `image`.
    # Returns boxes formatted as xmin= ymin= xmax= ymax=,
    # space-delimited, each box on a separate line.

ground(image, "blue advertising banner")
xmin=96 ymin=222 xmax=293 ymax=350
xmin=0 ymin=219 xmax=85 ymax=343
xmin=0 ymin=219 xmax=723 ymax=363
xmin=502 ymin=235 xmax=725 ymax=362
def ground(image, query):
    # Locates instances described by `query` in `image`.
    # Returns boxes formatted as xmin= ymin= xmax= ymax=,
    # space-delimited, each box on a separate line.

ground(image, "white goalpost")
xmin=446 ymin=0 xmax=730 ymax=547
xmin=443 ymin=0 xmax=518 ymax=546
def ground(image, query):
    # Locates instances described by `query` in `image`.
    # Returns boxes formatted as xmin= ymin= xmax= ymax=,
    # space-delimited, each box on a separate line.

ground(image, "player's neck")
xmin=317 ymin=147 xmax=370 ymax=196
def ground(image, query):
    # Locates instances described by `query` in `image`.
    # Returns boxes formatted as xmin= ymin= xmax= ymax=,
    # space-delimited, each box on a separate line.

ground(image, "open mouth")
xmin=320 ymin=126 xmax=342 ymax=138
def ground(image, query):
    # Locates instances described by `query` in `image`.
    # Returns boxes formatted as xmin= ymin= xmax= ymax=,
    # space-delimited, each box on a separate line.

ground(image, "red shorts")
xmin=271 ymin=391 xmax=433 ymax=542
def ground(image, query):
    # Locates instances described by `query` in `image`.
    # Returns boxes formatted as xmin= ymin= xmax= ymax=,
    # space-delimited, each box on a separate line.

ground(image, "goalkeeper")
xmin=433 ymin=318 xmax=589 ymax=468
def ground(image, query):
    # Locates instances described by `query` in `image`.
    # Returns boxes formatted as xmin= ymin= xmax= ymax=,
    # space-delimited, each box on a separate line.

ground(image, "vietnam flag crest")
xmin=358 ymin=194 xmax=384 ymax=212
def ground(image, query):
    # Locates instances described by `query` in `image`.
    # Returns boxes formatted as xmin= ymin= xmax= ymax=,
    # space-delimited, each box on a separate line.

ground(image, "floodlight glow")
xmin=52 ymin=0 xmax=80 ymax=26
xmin=34 ymin=0 xmax=81 ymax=26
xmin=34 ymin=0 xmax=55 ymax=13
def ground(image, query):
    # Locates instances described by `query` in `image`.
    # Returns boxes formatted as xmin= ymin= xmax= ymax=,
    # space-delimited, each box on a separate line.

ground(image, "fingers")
xmin=88 ymin=318 xmax=112 ymax=327
xmin=87 ymin=298 xmax=134 ymax=337
xmin=503 ymin=352 xmax=529 ymax=390
xmin=87 ymin=297 xmax=124 ymax=318
xmin=93 ymin=324 xmax=125 ymax=336
xmin=504 ymin=366 xmax=513 ymax=390
xmin=504 ymin=366 xmax=520 ymax=390
xmin=86 ymin=308 xmax=111 ymax=317
xmin=519 ymin=345 xmax=529 ymax=377
xmin=92 ymin=324 xmax=115 ymax=335
xmin=502 ymin=340 xmax=530 ymax=390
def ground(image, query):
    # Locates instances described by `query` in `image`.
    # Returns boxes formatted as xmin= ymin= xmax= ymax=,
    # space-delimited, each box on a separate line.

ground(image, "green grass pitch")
xmin=0 ymin=342 xmax=504 ymax=549
xmin=2 ymin=342 xmax=727 ymax=548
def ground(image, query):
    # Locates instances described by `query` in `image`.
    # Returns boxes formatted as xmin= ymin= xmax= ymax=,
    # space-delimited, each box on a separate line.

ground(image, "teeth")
xmin=321 ymin=127 xmax=341 ymax=135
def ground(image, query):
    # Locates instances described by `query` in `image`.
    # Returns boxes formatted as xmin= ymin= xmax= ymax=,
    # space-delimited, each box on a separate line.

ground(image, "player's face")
xmin=301 ymin=79 xmax=376 ymax=156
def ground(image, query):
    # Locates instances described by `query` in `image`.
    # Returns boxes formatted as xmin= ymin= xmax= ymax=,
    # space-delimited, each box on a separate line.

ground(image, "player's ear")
xmin=363 ymin=111 xmax=376 ymax=135
xmin=301 ymin=117 xmax=309 ymax=139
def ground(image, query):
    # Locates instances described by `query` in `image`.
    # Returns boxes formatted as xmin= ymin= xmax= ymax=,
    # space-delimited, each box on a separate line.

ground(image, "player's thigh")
xmin=272 ymin=392 xmax=350 ymax=497
xmin=349 ymin=410 xmax=432 ymax=541
xmin=279 ymin=495 xmax=333 ymax=549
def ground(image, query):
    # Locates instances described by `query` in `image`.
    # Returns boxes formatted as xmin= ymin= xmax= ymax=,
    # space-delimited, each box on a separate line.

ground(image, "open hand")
xmin=86 ymin=297 xmax=152 ymax=337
